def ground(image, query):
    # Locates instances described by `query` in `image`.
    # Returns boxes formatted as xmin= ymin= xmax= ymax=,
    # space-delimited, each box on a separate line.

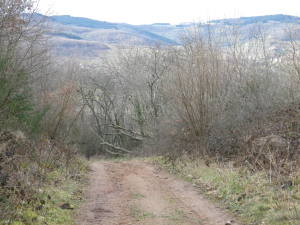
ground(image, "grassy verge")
xmin=152 ymin=156 xmax=300 ymax=225
xmin=0 ymin=158 xmax=88 ymax=225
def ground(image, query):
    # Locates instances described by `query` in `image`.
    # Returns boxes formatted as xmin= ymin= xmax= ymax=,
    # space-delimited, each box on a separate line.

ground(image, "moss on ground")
xmin=152 ymin=156 xmax=300 ymax=225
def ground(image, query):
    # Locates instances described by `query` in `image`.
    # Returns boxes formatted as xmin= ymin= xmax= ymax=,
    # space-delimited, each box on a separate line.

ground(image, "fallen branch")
xmin=109 ymin=124 xmax=152 ymax=138
xmin=102 ymin=148 xmax=126 ymax=155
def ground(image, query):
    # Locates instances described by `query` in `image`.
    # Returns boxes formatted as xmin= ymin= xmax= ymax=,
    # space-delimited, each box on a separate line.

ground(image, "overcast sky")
xmin=38 ymin=0 xmax=300 ymax=25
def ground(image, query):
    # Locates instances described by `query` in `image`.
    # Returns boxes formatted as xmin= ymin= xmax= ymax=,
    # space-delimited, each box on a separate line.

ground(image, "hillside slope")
xmin=43 ymin=14 xmax=300 ymax=58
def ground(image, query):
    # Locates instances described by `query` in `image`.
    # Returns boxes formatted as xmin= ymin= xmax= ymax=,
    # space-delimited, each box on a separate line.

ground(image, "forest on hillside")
xmin=0 ymin=0 xmax=300 ymax=225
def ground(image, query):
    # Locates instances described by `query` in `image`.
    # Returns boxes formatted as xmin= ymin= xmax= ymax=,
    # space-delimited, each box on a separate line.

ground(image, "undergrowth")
xmin=153 ymin=156 xmax=300 ymax=225
xmin=0 ymin=158 xmax=87 ymax=225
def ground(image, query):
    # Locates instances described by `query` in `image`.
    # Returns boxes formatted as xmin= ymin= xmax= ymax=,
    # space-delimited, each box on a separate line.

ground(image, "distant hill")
xmin=50 ymin=15 xmax=119 ymax=29
xmin=42 ymin=14 xmax=300 ymax=58
xmin=210 ymin=14 xmax=300 ymax=25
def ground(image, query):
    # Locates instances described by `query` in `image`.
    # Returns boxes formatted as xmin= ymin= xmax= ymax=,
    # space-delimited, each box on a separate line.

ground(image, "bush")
xmin=0 ymin=130 xmax=84 ymax=224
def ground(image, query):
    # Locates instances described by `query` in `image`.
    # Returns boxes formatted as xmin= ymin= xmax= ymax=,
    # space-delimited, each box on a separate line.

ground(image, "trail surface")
xmin=75 ymin=160 xmax=238 ymax=225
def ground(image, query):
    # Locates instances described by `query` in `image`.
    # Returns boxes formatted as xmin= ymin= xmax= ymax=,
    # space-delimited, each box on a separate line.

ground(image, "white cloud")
xmin=38 ymin=0 xmax=300 ymax=24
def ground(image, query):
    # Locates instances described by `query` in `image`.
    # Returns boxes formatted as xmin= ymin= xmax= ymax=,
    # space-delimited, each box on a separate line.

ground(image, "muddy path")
xmin=75 ymin=160 xmax=238 ymax=225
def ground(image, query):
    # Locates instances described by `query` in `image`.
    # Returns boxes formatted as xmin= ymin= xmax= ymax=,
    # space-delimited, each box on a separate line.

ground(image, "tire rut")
xmin=75 ymin=160 xmax=238 ymax=225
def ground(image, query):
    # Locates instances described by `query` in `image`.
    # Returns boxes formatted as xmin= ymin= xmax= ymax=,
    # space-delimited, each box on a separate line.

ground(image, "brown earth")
xmin=75 ymin=160 xmax=239 ymax=225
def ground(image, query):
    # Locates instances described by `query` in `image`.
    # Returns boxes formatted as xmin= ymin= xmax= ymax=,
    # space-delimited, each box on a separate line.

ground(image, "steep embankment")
xmin=0 ymin=131 xmax=87 ymax=225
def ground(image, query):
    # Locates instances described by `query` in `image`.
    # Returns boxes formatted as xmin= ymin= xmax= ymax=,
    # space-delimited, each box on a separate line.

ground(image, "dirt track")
xmin=75 ymin=160 xmax=238 ymax=225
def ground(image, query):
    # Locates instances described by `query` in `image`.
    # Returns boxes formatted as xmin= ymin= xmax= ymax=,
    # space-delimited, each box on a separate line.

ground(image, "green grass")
xmin=0 ymin=158 xmax=88 ymax=225
xmin=161 ymin=209 xmax=187 ymax=222
xmin=129 ymin=204 xmax=156 ymax=221
xmin=153 ymin=156 xmax=300 ymax=225
xmin=131 ymin=192 xmax=145 ymax=200
xmin=35 ymin=179 xmax=84 ymax=225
